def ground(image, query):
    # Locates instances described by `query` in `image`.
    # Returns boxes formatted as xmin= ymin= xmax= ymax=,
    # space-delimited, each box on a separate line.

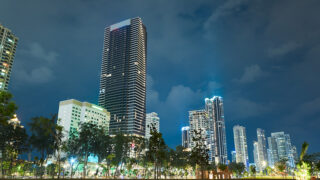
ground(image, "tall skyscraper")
xmin=205 ymin=96 xmax=228 ymax=164
xmin=145 ymin=112 xmax=160 ymax=139
xmin=257 ymin=128 xmax=268 ymax=169
xmin=268 ymin=132 xmax=296 ymax=168
xmin=181 ymin=126 xmax=190 ymax=149
xmin=0 ymin=24 xmax=18 ymax=91
xmin=233 ymin=125 xmax=249 ymax=168
xmin=57 ymin=99 xmax=110 ymax=140
xmin=98 ymin=17 xmax=147 ymax=136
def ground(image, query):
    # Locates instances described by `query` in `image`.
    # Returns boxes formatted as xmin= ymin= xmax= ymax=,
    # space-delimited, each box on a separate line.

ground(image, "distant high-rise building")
xmin=205 ymin=96 xmax=228 ymax=164
xmin=268 ymin=132 xmax=296 ymax=168
xmin=292 ymin=145 xmax=298 ymax=162
xmin=57 ymin=99 xmax=110 ymax=140
xmin=257 ymin=128 xmax=268 ymax=170
xmin=189 ymin=109 xmax=212 ymax=161
xmin=253 ymin=141 xmax=260 ymax=171
xmin=189 ymin=110 xmax=208 ymax=149
xmin=233 ymin=125 xmax=249 ymax=168
xmin=181 ymin=126 xmax=190 ymax=149
xmin=98 ymin=17 xmax=147 ymax=136
xmin=231 ymin=151 xmax=237 ymax=163
xmin=0 ymin=24 xmax=18 ymax=91
xmin=145 ymin=112 xmax=160 ymax=139
xmin=267 ymin=148 xmax=274 ymax=168
xmin=267 ymin=136 xmax=279 ymax=167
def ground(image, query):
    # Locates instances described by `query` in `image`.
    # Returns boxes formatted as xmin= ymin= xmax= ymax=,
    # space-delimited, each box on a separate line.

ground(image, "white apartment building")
xmin=57 ymin=99 xmax=110 ymax=140
xmin=145 ymin=112 xmax=160 ymax=139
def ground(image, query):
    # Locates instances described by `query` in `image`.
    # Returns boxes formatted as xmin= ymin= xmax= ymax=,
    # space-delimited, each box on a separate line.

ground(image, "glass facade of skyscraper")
xmin=257 ymin=128 xmax=268 ymax=170
xmin=98 ymin=17 xmax=147 ymax=136
xmin=205 ymin=96 xmax=228 ymax=164
xmin=233 ymin=125 xmax=249 ymax=168
xmin=268 ymin=132 xmax=296 ymax=168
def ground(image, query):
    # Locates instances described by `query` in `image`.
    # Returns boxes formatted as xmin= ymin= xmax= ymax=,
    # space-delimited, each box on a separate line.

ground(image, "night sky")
xmin=1 ymin=0 xmax=320 ymax=162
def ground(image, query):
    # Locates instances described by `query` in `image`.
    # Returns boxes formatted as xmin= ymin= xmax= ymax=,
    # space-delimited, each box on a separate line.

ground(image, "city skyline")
xmin=1 ymin=0 xmax=320 ymax=164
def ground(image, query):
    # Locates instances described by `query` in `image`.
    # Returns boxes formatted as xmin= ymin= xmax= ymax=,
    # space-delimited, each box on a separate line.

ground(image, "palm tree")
xmin=113 ymin=133 xmax=130 ymax=178
xmin=92 ymin=126 xmax=112 ymax=177
xmin=147 ymin=124 xmax=167 ymax=179
xmin=300 ymin=141 xmax=309 ymax=162
xmin=73 ymin=122 xmax=101 ymax=178
xmin=29 ymin=114 xmax=59 ymax=177
xmin=52 ymin=119 xmax=64 ymax=179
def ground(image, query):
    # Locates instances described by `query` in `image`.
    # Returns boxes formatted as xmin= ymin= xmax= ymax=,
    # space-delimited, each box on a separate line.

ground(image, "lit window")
xmin=7 ymin=38 xmax=14 ymax=43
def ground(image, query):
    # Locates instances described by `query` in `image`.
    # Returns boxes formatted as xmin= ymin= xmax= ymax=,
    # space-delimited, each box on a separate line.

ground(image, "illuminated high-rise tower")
xmin=257 ymin=128 xmax=268 ymax=170
xmin=0 ymin=24 xmax=18 ymax=91
xmin=205 ymin=96 xmax=228 ymax=164
xmin=233 ymin=125 xmax=249 ymax=168
xmin=98 ymin=17 xmax=147 ymax=136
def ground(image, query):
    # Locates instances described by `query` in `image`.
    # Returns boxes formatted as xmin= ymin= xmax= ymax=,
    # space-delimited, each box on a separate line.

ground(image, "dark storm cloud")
xmin=1 ymin=0 xmax=320 ymax=161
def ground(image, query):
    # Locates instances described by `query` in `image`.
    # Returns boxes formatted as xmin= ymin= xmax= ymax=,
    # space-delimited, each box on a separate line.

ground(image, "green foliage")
xmin=0 ymin=91 xmax=17 ymax=125
xmin=190 ymin=129 xmax=209 ymax=179
xmin=275 ymin=158 xmax=287 ymax=174
xmin=92 ymin=126 xmax=112 ymax=163
xmin=46 ymin=163 xmax=57 ymax=178
xmin=113 ymin=133 xmax=130 ymax=168
xmin=29 ymin=114 xmax=60 ymax=166
xmin=146 ymin=123 xmax=167 ymax=179
xmin=300 ymin=141 xmax=309 ymax=162
xmin=171 ymin=145 xmax=191 ymax=170
xmin=295 ymin=161 xmax=311 ymax=179
xmin=218 ymin=163 xmax=228 ymax=171
xmin=0 ymin=91 xmax=28 ymax=177
xmin=249 ymin=165 xmax=256 ymax=176
xmin=67 ymin=122 xmax=102 ymax=178
xmin=228 ymin=162 xmax=245 ymax=177
xmin=190 ymin=129 xmax=209 ymax=168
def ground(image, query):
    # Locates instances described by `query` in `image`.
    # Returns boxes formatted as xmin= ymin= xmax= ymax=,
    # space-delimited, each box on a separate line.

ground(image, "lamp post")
xmin=69 ymin=158 xmax=76 ymax=178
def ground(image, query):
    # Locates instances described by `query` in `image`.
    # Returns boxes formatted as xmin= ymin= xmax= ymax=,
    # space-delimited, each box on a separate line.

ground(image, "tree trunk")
xmin=83 ymin=153 xmax=88 ymax=179
xmin=154 ymin=162 xmax=156 ymax=180
xmin=41 ymin=150 xmax=45 ymax=179
xmin=57 ymin=150 xmax=61 ymax=179
xmin=0 ymin=156 xmax=3 ymax=178
xmin=70 ymin=163 xmax=73 ymax=179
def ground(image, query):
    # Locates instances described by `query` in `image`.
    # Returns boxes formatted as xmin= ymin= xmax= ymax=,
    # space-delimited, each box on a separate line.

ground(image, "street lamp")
xmin=69 ymin=158 xmax=76 ymax=178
